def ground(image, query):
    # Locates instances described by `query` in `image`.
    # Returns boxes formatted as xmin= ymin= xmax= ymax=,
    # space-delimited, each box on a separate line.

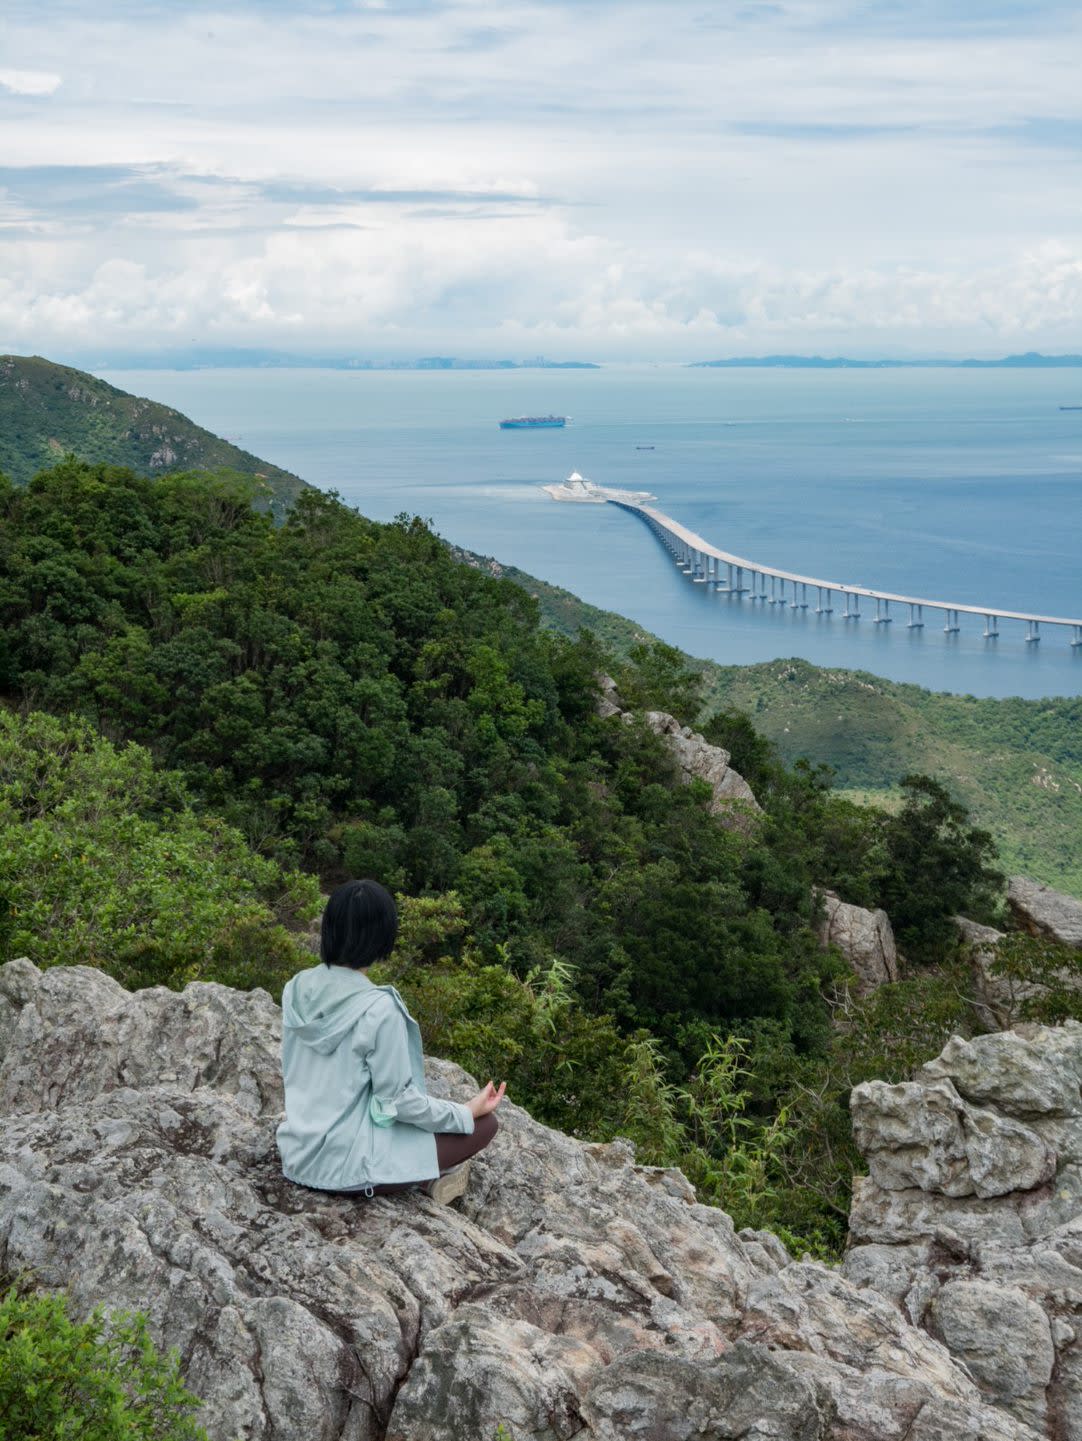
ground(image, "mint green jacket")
xmin=276 ymin=964 xmax=473 ymax=1191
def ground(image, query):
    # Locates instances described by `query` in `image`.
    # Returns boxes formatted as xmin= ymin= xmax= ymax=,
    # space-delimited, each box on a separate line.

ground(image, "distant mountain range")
xmin=0 ymin=354 xmax=308 ymax=515
xmin=690 ymin=352 xmax=1082 ymax=368
xmin=66 ymin=348 xmax=601 ymax=372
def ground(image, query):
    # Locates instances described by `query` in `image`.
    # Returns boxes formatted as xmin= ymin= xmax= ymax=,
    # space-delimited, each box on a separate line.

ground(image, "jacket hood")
xmin=281 ymin=965 xmax=385 ymax=1055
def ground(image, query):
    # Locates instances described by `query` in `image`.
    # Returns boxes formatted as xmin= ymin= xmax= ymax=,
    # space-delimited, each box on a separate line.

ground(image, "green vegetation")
xmin=0 ymin=355 xmax=307 ymax=517
xmin=500 ymin=565 xmax=1082 ymax=898
xmin=2 ymin=373 xmax=1078 ymax=1413
xmin=0 ymin=457 xmax=1013 ymax=1255
xmin=0 ymin=710 xmax=319 ymax=991
xmin=708 ymin=659 xmax=1082 ymax=897
xmin=0 ymin=1284 xmax=207 ymax=1440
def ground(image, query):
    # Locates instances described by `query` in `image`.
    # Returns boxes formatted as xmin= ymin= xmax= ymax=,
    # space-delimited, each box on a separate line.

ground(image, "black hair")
xmin=321 ymin=879 xmax=399 ymax=970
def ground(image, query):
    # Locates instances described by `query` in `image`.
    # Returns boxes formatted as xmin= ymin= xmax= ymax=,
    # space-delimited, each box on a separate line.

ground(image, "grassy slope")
xmin=493 ymin=561 xmax=1082 ymax=897
xmin=0 ymin=355 xmax=308 ymax=517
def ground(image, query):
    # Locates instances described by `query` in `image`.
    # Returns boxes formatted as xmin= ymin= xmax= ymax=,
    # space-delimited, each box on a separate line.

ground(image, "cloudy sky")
xmin=2 ymin=0 xmax=1082 ymax=360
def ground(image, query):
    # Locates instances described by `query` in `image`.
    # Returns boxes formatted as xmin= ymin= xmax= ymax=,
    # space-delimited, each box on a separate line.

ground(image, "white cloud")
xmin=2 ymin=1 xmax=1082 ymax=355
xmin=0 ymin=68 xmax=61 ymax=96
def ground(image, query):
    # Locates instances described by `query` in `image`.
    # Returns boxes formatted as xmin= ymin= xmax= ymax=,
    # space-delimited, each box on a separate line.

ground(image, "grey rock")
xmin=0 ymin=959 xmax=1044 ymax=1441
xmin=846 ymin=1021 xmax=1082 ymax=1441
xmin=593 ymin=682 xmax=762 ymax=829
xmin=921 ymin=1029 xmax=1082 ymax=1118
xmin=930 ymin=1281 xmax=1054 ymax=1430
xmin=817 ymin=892 xmax=899 ymax=994
xmin=594 ymin=673 xmax=624 ymax=720
xmin=956 ymin=916 xmax=1082 ymax=1031
xmin=1009 ymin=876 xmax=1082 ymax=949
xmin=581 ymin=1342 xmax=832 ymax=1441
xmin=636 ymin=709 xmax=762 ymax=830
xmin=955 ymin=917 xmax=1028 ymax=1030
xmin=851 ymin=1076 xmax=1056 ymax=1199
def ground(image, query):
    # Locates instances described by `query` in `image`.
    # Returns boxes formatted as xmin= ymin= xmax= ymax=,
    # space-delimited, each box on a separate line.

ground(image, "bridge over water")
xmin=608 ymin=500 xmax=1082 ymax=647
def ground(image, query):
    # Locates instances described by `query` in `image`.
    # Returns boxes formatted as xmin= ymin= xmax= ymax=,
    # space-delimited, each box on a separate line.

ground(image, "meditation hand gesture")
xmin=468 ymin=1080 xmax=506 ymax=1119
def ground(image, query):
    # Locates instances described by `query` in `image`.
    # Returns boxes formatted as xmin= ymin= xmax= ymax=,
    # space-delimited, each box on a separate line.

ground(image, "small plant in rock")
xmin=0 ymin=1284 xmax=208 ymax=1440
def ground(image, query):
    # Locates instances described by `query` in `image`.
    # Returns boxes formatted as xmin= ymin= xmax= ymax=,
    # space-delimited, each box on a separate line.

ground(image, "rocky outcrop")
xmin=1008 ymin=876 xmax=1082 ymax=949
xmin=955 ymin=904 xmax=1082 ymax=1031
xmin=817 ymin=892 xmax=899 ymax=994
xmin=594 ymin=676 xmax=762 ymax=832
xmin=955 ymin=915 xmax=1015 ymax=1027
xmin=845 ymin=1021 xmax=1082 ymax=1438
xmin=594 ymin=672 xmax=624 ymax=721
xmin=0 ymin=957 xmax=1040 ymax=1441
xmin=638 ymin=710 xmax=761 ymax=822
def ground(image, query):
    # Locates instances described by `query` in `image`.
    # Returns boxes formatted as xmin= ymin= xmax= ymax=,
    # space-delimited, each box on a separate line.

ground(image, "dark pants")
xmin=366 ymin=1112 xmax=499 ymax=1196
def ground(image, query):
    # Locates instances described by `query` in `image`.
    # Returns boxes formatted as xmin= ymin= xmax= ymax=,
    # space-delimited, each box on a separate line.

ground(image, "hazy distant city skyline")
xmin=3 ymin=0 xmax=1082 ymax=361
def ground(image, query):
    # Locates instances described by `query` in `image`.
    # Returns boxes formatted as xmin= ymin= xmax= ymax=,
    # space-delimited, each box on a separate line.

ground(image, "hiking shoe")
xmin=425 ymin=1161 xmax=471 ymax=1205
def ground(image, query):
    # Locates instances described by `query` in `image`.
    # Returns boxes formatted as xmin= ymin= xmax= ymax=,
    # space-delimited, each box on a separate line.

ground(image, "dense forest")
xmin=0 ymin=459 xmax=1060 ymax=1250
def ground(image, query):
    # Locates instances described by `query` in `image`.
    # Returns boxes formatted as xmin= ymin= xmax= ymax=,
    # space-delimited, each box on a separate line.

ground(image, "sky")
xmin=2 ymin=0 xmax=1082 ymax=361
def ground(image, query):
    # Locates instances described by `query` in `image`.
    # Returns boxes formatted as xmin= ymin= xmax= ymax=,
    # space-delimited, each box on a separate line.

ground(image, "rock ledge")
xmin=0 ymin=958 xmax=1045 ymax=1440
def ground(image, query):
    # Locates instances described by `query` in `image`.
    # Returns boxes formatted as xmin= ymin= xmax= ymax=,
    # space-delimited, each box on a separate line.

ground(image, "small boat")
xmin=1061 ymin=405 xmax=1082 ymax=411
xmin=635 ymin=445 xmax=655 ymax=450
xmin=499 ymin=415 xmax=569 ymax=429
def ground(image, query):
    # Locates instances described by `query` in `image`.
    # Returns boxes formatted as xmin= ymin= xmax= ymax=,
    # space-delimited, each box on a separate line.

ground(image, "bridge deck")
xmin=617 ymin=502 xmax=1082 ymax=631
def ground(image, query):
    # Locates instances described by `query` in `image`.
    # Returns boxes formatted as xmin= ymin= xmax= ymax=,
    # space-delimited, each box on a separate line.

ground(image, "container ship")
xmin=498 ymin=415 xmax=568 ymax=429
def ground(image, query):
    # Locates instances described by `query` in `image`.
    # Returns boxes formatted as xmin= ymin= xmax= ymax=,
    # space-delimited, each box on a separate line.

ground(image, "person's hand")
xmin=468 ymin=1080 xmax=506 ymax=1119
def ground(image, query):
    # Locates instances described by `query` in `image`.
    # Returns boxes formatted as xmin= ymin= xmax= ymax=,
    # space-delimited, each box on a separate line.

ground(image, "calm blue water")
xmin=102 ymin=365 xmax=1082 ymax=700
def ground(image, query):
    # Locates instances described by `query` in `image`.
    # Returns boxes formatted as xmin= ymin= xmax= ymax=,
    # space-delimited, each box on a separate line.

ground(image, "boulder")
xmin=636 ymin=709 xmax=762 ymax=831
xmin=0 ymin=957 xmax=1041 ymax=1441
xmin=817 ymin=892 xmax=899 ymax=994
xmin=594 ymin=673 xmax=624 ymax=720
xmin=851 ymin=1076 xmax=1056 ymax=1199
xmin=955 ymin=916 xmax=1018 ymax=1029
xmin=591 ymin=683 xmax=761 ymax=832
xmin=845 ymin=1020 xmax=1082 ymax=1438
xmin=1008 ymin=877 xmax=1082 ymax=949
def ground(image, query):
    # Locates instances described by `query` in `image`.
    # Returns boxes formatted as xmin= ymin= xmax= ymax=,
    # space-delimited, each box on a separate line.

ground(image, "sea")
xmin=102 ymin=364 xmax=1082 ymax=701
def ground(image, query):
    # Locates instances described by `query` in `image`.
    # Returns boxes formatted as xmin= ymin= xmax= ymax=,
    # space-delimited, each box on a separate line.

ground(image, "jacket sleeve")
xmin=363 ymin=1000 xmax=474 ymax=1135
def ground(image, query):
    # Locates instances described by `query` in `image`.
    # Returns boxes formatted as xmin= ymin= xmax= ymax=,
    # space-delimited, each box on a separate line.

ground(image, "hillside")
xmin=0 ymin=354 xmax=308 ymax=517
xmin=494 ymin=561 xmax=1082 ymax=897
xmin=4 ymin=357 xmax=1078 ymax=897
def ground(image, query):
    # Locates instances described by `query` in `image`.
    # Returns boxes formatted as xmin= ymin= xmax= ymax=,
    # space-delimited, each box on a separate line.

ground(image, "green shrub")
xmin=0 ymin=1284 xmax=207 ymax=1440
xmin=0 ymin=709 xmax=319 ymax=993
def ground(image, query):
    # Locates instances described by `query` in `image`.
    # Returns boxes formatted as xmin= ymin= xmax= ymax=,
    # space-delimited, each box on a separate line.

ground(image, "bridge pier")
xmin=620 ymin=505 xmax=1081 ymax=650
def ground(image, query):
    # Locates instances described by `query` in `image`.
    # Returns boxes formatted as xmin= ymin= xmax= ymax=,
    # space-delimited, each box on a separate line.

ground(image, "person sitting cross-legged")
xmin=277 ymin=878 xmax=504 ymax=1203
